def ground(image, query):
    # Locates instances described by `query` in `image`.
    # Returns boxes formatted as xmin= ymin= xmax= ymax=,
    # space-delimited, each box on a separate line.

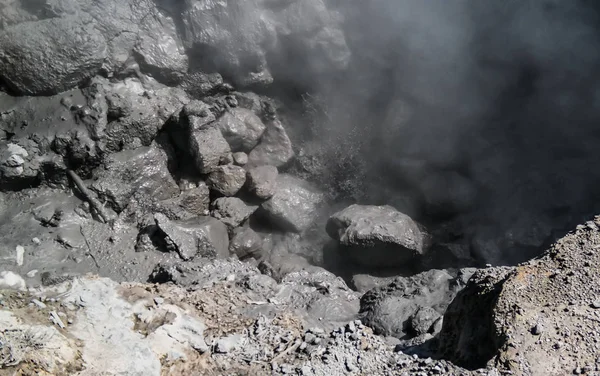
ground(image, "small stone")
xmin=154 ymin=297 xmax=165 ymax=305
xmin=31 ymin=299 xmax=46 ymax=309
xmin=346 ymin=321 xmax=356 ymax=333
xmin=15 ymin=245 xmax=25 ymax=266
xmin=532 ymin=323 xmax=543 ymax=335
xmin=32 ymin=237 xmax=41 ymax=245
xmin=26 ymin=270 xmax=38 ymax=278
xmin=233 ymin=152 xmax=248 ymax=166
xmin=300 ymin=365 xmax=312 ymax=375
xmin=215 ymin=334 xmax=242 ymax=353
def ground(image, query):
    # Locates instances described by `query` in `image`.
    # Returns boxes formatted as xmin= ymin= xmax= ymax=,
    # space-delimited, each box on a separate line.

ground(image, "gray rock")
xmin=154 ymin=213 xmax=229 ymax=261
xmin=180 ymin=72 xmax=224 ymax=98
xmin=90 ymin=77 xmax=190 ymax=152
xmin=247 ymin=119 xmax=294 ymax=168
xmin=229 ymin=227 xmax=263 ymax=259
xmin=408 ymin=306 xmax=441 ymax=336
xmin=233 ymin=152 xmax=248 ymax=166
xmin=211 ymin=197 xmax=258 ymax=229
xmin=166 ymin=102 xmax=231 ymax=174
xmin=215 ymin=108 xmax=266 ymax=152
xmin=134 ymin=11 xmax=188 ymax=84
xmin=207 ymin=165 xmax=247 ymax=196
xmin=0 ymin=16 xmax=107 ymax=95
xmin=326 ymin=204 xmax=426 ymax=267
xmin=246 ymin=165 xmax=278 ymax=200
xmin=91 ymin=143 xmax=180 ymax=213
xmin=359 ymin=269 xmax=463 ymax=339
xmin=178 ymin=182 xmax=210 ymax=216
xmin=215 ymin=334 xmax=243 ymax=354
xmin=261 ymin=174 xmax=325 ymax=233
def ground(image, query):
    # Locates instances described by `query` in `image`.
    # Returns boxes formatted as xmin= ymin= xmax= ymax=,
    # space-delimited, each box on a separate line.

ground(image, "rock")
xmin=133 ymin=11 xmax=188 ymax=84
xmin=91 ymin=143 xmax=180 ymax=213
xmin=211 ymin=197 xmax=258 ymax=229
xmin=359 ymin=269 xmax=466 ymax=339
xmin=260 ymin=174 xmax=325 ymax=233
xmin=166 ymin=101 xmax=231 ymax=174
xmin=88 ymin=77 xmax=190 ymax=152
xmin=215 ymin=334 xmax=243 ymax=354
xmin=178 ymin=182 xmax=211 ymax=216
xmin=233 ymin=152 xmax=248 ymax=166
xmin=229 ymin=227 xmax=263 ymax=259
xmin=247 ymin=119 xmax=295 ymax=168
xmin=246 ymin=165 xmax=279 ymax=200
xmin=0 ymin=16 xmax=107 ymax=95
xmin=408 ymin=306 xmax=441 ymax=336
xmin=154 ymin=213 xmax=229 ymax=261
xmin=207 ymin=165 xmax=247 ymax=196
xmin=0 ymin=271 xmax=26 ymax=291
xmin=326 ymin=204 xmax=426 ymax=267
xmin=437 ymin=218 xmax=600 ymax=373
xmin=180 ymin=72 xmax=224 ymax=98
xmin=215 ymin=108 xmax=266 ymax=152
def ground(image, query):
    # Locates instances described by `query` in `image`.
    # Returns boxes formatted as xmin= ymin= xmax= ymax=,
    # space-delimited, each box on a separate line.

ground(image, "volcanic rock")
xmin=178 ymin=182 xmax=211 ymax=216
xmin=260 ymin=174 xmax=325 ymax=233
xmin=207 ymin=165 xmax=247 ymax=196
xmin=229 ymin=227 xmax=263 ymax=260
xmin=437 ymin=217 xmax=600 ymax=374
xmin=133 ymin=11 xmax=188 ymax=84
xmin=232 ymin=152 xmax=248 ymax=166
xmin=247 ymin=119 xmax=295 ymax=168
xmin=359 ymin=269 xmax=473 ymax=339
xmin=153 ymin=213 xmax=229 ymax=261
xmin=91 ymin=143 xmax=180 ymax=213
xmin=211 ymin=197 xmax=258 ymax=229
xmin=0 ymin=16 xmax=107 ymax=95
xmin=326 ymin=204 xmax=426 ymax=267
xmin=246 ymin=165 xmax=279 ymax=200
xmin=166 ymin=101 xmax=231 ymax=174
xmin=215 ymin=108 xmax=267 ymax=152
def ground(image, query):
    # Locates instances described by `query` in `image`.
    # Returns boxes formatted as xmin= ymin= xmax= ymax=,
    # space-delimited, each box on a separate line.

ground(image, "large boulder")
xmin=0 ymin=16 xmax=107 ymax=95
xmin=153 ymin=213 xmax=229 ymax=261
xmin=326 ymin=204 xmax=426 ymax=267
xmin=437 ymin=218 xmax=600 ymax=374
xmin=359 ymin=269 xmax=474 ymax=340
xmin=91 ymin=143 xmax=180 ymax=213
xmin=260 ymin=174 xmax=324 ymax=233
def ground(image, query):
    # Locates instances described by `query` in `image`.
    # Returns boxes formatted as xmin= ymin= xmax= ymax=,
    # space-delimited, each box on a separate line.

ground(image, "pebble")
xmin=591 ymin=301 xmax=600 ymax=309
xmin=31 ymin=299 xmax=46 ymax=309
xmin=32 ymin=237 xmax=41 ymax=245
xmin=532 ymin=323 xmax=544 ymax=335
xmin=215 ymin=334 xmax=242 ymax=353
xmin=154 ymin=297 xmax=164 ymax=305
xmin=346 ymin=321 xmax=356 ymax=333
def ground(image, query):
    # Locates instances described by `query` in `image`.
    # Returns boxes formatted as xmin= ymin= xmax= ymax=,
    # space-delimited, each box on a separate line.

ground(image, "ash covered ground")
xmin=1 ymin=0 xmax=600 ymax=375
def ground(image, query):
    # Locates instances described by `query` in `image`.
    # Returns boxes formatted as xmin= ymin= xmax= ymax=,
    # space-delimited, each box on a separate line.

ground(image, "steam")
xmin=286 ymin=0 xmax=600 ymax=265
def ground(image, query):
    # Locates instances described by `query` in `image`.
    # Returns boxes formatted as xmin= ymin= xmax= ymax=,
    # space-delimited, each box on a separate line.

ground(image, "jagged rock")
xmin=408 ymin=306 xmax=441 ymax=336
xmin=91 ymin=143 xmax=180 ymax=213
xmin=178 ymin=182 xmax=211 ymax=216
xmin=247 ymin=119 xmax=295 ymax=168
xmin=437 ymin=219 xmax=600 ymax=374
xmin=359 ymin=269 xmax=471 ymax=339
xmin=211 ymin=197 xmax=258 ymax=229
xmin=180 ymin=72 xmax=224 ymax=98
xmin=215 ymin=108 xmax=267 ymax=152
xmin=133 ymin=11 xmax=188 ymax=84
xmin=235 ymin=92 xmax=264 ymax=115
xmin=153 ymin=213 xmax=229 ymax=261
xmin=260 ymin=174 xmax=325 ymax=233
xmin=246 ymin=165 xmax=278 ymax=200
xmin=229 ymin=227 xmax=263 ymax=260
xmin=0 ymin=16 xmax=107 ymax=95
xmin=326 ymin=204 xmax=426 ymax=267
xmin=85 ymin=76 xmax=190 ymax=153
xmin=166 ymin=101 xmax=231 ymax=174
xmin=207 ymin=165 xmax=247 ymax=196
xmin=232 ymin=152 xmax=248 ymax=166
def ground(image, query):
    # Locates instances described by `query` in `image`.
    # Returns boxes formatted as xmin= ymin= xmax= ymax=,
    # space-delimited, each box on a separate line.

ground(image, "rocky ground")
xmin=1 ymin=0 xmax=600 ymax=375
